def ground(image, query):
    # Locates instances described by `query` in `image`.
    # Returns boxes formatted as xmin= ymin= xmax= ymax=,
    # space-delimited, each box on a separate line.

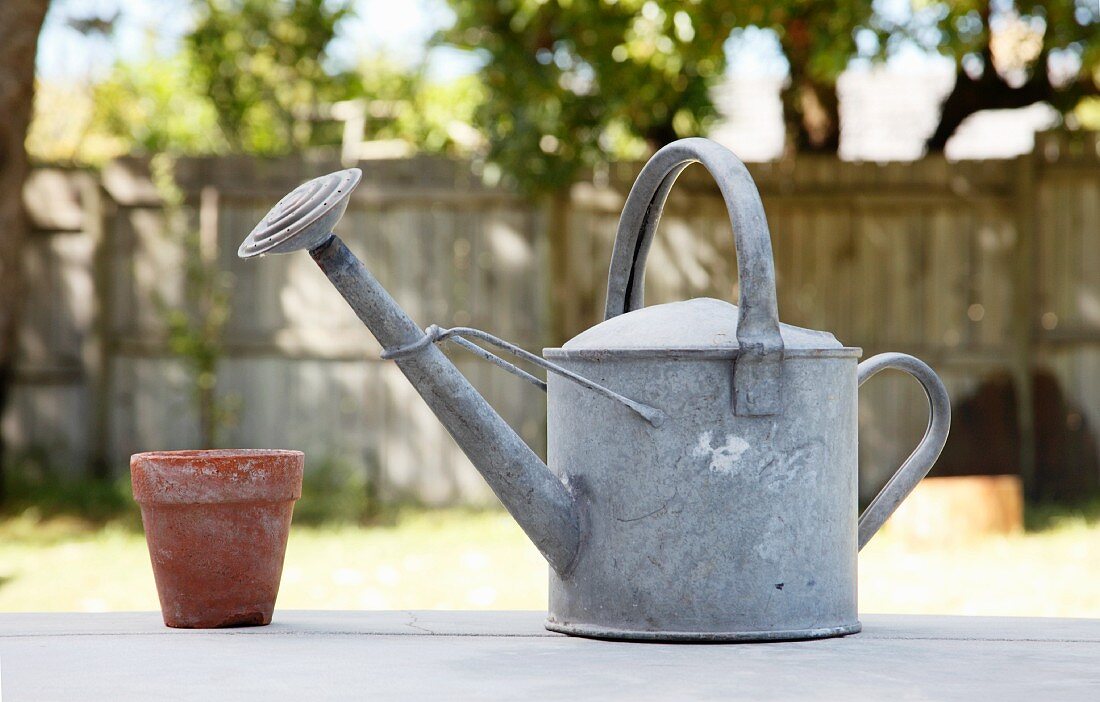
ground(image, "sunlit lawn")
xmin=1 ymin=507 xmax=1098 ymax=616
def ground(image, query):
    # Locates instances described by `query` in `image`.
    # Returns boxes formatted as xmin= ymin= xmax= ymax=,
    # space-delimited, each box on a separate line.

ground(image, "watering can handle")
xmin=857 ymin=353 xmax=952 ymax=550
xmin=603 ymin=138 xmax=784 ymax=416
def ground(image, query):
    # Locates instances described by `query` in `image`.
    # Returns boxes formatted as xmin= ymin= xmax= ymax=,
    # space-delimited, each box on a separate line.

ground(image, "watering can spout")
xmin=238 ymin=170 xmax=582 ymax=575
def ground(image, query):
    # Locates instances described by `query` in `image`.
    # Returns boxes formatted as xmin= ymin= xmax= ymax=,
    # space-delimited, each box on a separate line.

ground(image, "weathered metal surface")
xmin=238 ymin=168 xmax=361 ymax=259
xmin=240 ymin=138 xmax=951 ymax=642
xmin=382 ymin=324 xmax=665 ymax=426
xmin=605 ymin=138 xmax=784 ymax=417
xmin=238 ymin=178 xmax=581 ymax=575
xmin=543 ymin=350 xmax=863 ymax=640
xmin=539 ymin=140 xmax=949 ymax=640
xmin=542 ymin=346 xmax=949 ymax=640
xmin=307 ymin=237 xmax=583 ymax=576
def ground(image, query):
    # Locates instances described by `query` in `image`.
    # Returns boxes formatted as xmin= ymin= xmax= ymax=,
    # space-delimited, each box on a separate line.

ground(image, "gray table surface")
xmin=1 ymin=611 xmax=1097 ymax=701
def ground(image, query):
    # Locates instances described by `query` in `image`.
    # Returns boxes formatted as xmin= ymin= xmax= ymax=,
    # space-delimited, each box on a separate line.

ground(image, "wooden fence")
xmin=7 ymin=133 xmax=1100 ymax=504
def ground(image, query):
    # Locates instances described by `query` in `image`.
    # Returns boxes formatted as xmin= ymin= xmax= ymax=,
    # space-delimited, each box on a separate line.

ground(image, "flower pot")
xmin=131 ymin=449 xmax=304 ymax=628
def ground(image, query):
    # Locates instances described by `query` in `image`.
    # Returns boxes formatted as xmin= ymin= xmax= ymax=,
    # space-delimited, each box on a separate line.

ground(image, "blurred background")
xmin=0 ymin=0 xmax=1098 ymax=616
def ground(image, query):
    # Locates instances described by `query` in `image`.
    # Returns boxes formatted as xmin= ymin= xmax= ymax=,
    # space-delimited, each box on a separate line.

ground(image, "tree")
xmin=444 ymin=0 xmax=731 ymax=192
xmin=348 ymin=56 xmax=486 ymax=155
xmin=732 ymin=3 xmax=875 ymax=153
xmin=446 ymin=0 xmax=1098 ymax=182
xmin=31 ymin=1 xmax=361 ymax=163
xmin=443 ymin=1 xmax=897 ymax=188
xmin=24 ymin=4 xmax=121 ymax=165
xmin=923 ymin=0 xmax=1099 ymax=151
xmin=0 ymin=0 xmax=51 ymax=500
xmin=90 ymin=54 xmax=227 ymax=157
xmin=186 ymin=0 xmax=356 ymax=154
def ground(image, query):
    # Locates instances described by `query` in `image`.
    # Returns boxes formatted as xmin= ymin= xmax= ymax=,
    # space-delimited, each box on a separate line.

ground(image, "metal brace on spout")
xmin=382 ymin=325 xmax=667 ymax=427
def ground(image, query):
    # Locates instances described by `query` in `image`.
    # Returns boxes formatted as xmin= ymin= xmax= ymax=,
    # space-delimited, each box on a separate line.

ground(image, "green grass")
xmin=1 ymin=502 xmax=1098 ymax=616
xmin=861 ymin=502 xmax=1100 ymax=617
xmin=0 ymin=508 xmax=546 ymax=612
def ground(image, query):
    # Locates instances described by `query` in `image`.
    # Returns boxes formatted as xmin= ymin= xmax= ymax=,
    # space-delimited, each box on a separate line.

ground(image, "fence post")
xmin=197 ymin=185 xmax=221 ymax=448
xmin=1012 ymin=151 xmax=1038 ymax=497
xmin=547 ymin=190 xmax=574 ymax=345
xmin=82 ymin=173 xmax=113 ymax=479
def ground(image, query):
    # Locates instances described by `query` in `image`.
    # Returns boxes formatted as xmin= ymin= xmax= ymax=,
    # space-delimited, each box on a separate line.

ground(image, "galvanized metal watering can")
xmin=239 ymin=138 xmax=951 ymax=642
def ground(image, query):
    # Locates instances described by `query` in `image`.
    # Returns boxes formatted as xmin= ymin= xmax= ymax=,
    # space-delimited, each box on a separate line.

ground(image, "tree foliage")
xmin=916 ymin=0 xmax=1100 ymax=150
xmin=86 ymin=2 xmax=483 ymax=159
xmin=186 ymin=0 xmax=356 ymax=154
xmin=444 ymin=0 xmax=732 ymax=192
xmin=442 ymin=1 xmax=895 ymax=191
xmin=446 ymin=0 xmax=1099 ymax=190
xmin=90 ymin=54 xmax=227 ymax=157
xmin=731 ymin=3 xmax=876 ymax=153
xmin=352 ymin=56 xmax=486 ymax=154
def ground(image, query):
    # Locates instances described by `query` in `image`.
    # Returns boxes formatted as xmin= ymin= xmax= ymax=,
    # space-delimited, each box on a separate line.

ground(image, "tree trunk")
xmin=643 ymin=120 xmax=680 ymax=151
xmin=780 ymin=18 xmax=841 ymax=155
xmin=926 ymin=49 xmax=1055 ymax=152
xmin=0 ymin=0 xmax=51 ymax=502
xmin=782 ymin=78 xmax=841 ymax=154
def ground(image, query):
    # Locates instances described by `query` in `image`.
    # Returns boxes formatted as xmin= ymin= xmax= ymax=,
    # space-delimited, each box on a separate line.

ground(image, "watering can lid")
xmin=561 ymin=298 xmax=844 ymax=353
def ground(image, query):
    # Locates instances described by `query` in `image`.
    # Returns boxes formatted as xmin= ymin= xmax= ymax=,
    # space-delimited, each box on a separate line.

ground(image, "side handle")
xmin=857 ymin=353 xmax=951 ymax=550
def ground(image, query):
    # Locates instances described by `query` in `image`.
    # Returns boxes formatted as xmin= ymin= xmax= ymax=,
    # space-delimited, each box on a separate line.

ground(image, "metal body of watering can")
xmin=239 ymin=138 xmax=951 ymax=642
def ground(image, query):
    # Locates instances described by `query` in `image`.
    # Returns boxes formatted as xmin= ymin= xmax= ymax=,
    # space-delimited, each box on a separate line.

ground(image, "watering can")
xmin=239 ymin=138 xmax=951 ymax=642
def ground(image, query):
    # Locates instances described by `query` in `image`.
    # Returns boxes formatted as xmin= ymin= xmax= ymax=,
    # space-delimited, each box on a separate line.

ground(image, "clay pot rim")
xmin=134 ymin=449 xmax=303 ymax=462
xmin=131 ymin=449 xmax=304 ymax=504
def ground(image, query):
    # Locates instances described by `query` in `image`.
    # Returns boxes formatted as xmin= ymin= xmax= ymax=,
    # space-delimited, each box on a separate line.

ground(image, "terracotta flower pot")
xmin=131 ymin=449 xmax=304 ymax=628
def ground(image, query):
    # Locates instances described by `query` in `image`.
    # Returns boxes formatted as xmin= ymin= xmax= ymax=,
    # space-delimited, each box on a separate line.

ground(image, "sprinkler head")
xmin=238 ymin=168 xmax=362 ymax=259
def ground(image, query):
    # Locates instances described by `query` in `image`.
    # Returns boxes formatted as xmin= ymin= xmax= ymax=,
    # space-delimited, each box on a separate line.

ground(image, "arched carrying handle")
xmin=857 ymin=353 xmax=952 ymax=550
xmin=604 ymin=138 xmax=784 ymax=416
